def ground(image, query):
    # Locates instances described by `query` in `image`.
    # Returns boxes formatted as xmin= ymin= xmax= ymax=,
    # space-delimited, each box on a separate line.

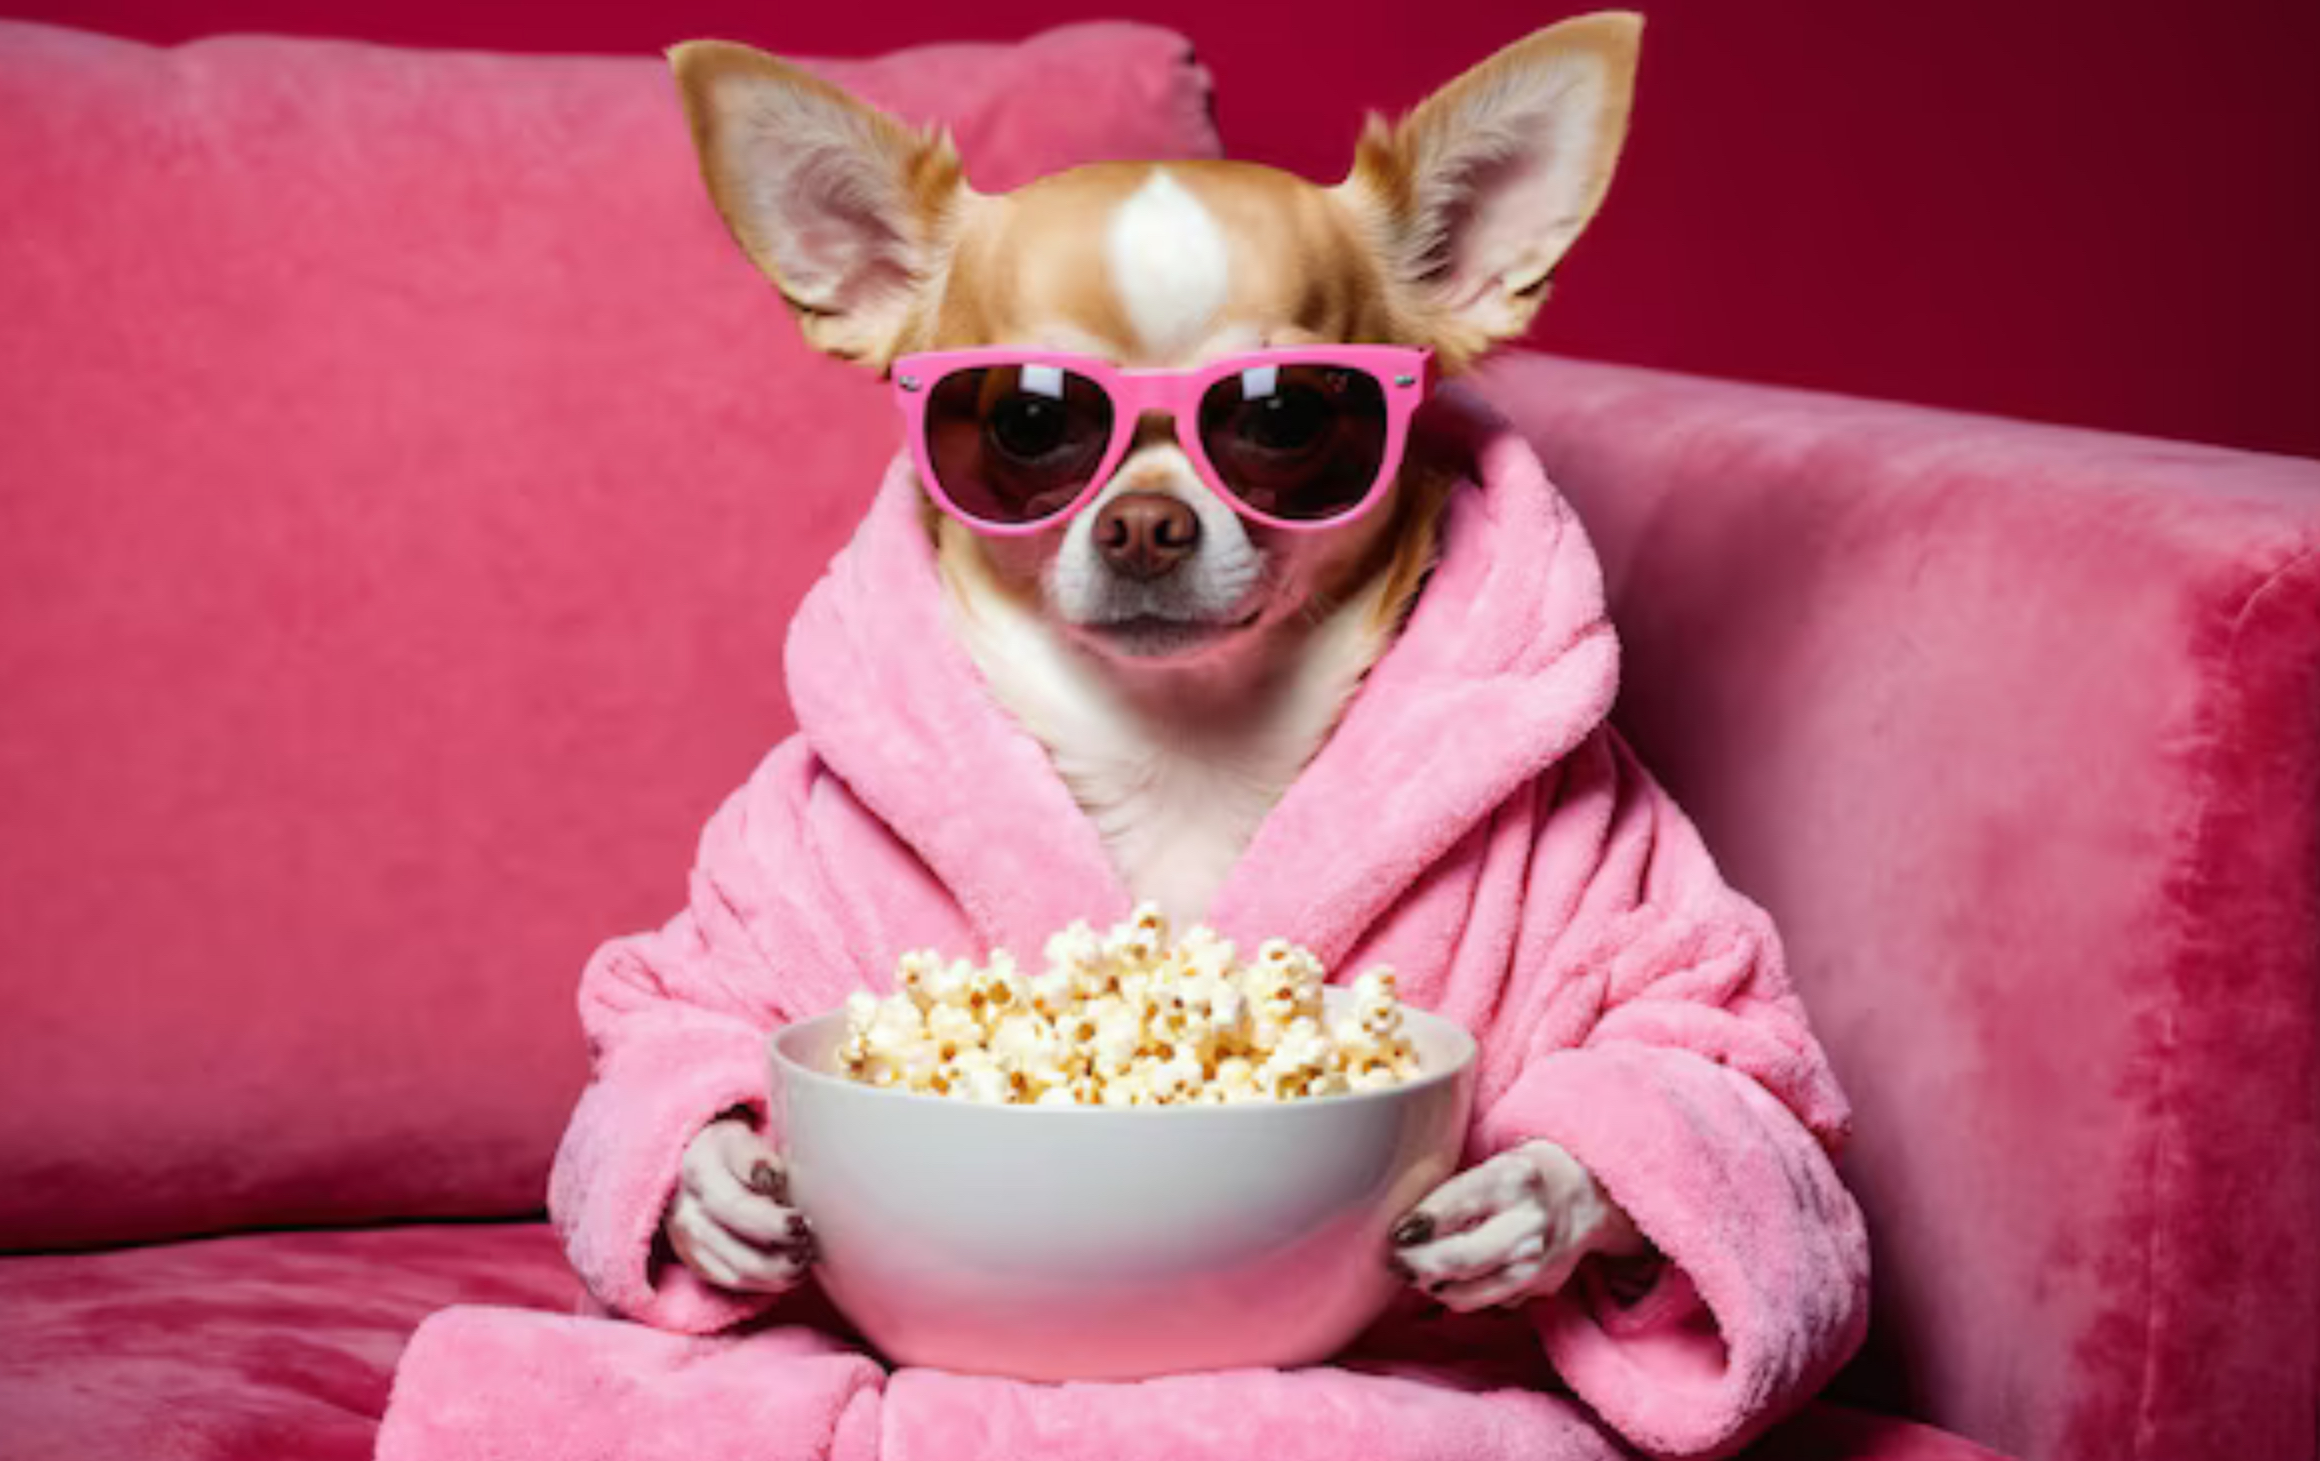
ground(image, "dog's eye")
xmin=987 ymin=393 xmax=1073 ymax=462
xmin=1231 ymin=385 xmax=1335 ymax=455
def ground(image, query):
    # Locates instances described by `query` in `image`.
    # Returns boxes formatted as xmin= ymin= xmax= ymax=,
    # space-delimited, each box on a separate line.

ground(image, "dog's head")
xmin=671 ymin=18 xmax=1639 ymax=671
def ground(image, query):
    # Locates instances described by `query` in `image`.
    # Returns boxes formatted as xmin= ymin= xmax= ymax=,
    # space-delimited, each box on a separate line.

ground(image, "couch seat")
xmin=0 ymin=1221 xmax=2007 ymax=1460
xmin=0 ymin=1223 xmax=579 ymax=1461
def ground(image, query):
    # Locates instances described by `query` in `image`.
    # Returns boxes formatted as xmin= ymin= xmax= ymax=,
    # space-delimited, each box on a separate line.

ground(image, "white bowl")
xmin=769 ymin=989 xmax=1477 ymax=1382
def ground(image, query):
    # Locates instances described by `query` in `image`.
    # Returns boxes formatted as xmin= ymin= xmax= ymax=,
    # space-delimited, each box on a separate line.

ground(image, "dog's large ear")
xmin=1336 ymin=13 xmax=1640 ymax=368
xmin=669 ymin=41 xmax=967 ymax=367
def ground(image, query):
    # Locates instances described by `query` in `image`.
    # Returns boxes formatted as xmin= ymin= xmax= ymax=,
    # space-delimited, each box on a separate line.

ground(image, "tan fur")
xmin=921 ymin=161 xmax=1403 ymax=362
xmin=924 ymin=160 xmax=1435 ymax=643
xmin=669 ymin=40 xmax=969 ymax=367
xmin=1337 ymin=12 xmax=1643 ymax=370
xmin=1366 ymin=460 xmax=1458 ymax=634
xmin=669 ymin=19 xmax=1641 ymax=920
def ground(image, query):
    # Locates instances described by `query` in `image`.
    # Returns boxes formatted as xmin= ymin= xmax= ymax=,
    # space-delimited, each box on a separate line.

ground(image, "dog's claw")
xmin=1391 ymin=1213 xmax=1435 ymax=1248
xmin=748 ymin=1160 xmax=789 ymax=1204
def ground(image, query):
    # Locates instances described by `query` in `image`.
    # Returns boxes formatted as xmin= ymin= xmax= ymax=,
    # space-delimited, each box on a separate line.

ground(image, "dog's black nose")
xmin=1094 ymin=492 xmax=1200 ymax=581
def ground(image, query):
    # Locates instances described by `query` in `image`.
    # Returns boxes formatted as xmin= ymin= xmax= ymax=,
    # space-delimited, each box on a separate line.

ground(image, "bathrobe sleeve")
xmin=1474 ymin=730 xmax=1870 ymax=1461
xmin=546 ymin=738 xmax=865 ymax=1335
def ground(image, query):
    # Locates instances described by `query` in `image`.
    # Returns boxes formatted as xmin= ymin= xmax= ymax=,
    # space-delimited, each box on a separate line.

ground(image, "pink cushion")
xmin=0 ymin=18 xmax=1219 ymax=1249
xmin=1470 ymin=353 xmax=2320 ymax=1461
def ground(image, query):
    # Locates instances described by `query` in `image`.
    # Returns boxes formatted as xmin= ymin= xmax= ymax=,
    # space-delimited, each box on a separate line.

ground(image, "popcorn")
xmin=987 ymin=1010 xmax=1060 ymax=1070
xmin=833 ymin=902 xmax=1427 ymax=1106
xmin=1044 ymin=919 xmax=1103 ymax=971
xmin=1027 ymin=968 xmax=1076 ymax=1019
xmin=925 ymin=1002 xmax=982 ymax=1058
xmin=925 ymin=957 xmax=977 ymax=1010
xmin=897 ymin=949 xmax=943 ymax=1006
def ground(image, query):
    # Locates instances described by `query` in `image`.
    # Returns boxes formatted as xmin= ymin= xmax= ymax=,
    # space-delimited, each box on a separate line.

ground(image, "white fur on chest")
xmin=941 ymin=579 xmax=1390 ymax=929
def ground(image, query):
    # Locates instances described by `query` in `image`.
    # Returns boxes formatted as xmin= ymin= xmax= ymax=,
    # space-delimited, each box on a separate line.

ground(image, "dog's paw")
xmin=1387 ymin=1140 xmax=1644 ymax=1312
xmin=664 ymin=1118 xmax=816 ymax=1295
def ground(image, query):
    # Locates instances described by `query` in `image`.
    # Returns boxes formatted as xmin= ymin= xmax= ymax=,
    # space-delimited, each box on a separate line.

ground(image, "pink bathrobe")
xmin=378 ymin=390 xmax=1869 ymax=1461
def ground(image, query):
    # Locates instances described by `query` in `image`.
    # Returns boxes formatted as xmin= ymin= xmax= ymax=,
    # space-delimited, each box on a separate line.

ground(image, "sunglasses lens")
xmin=1197 ymin=363 xmax=1390 ymax=522
xmin=922 ymin=364 xmax=1115 ymax=527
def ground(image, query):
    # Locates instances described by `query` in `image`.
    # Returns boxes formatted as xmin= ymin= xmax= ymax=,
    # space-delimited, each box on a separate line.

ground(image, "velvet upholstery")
xmin=0 ymin=17 xmax=1220 ymax=1252
xmin=0 ymin=1225 xmax=580 ymax=1461
xmin=1469 ymin=353 xmax=2320 ymax=1461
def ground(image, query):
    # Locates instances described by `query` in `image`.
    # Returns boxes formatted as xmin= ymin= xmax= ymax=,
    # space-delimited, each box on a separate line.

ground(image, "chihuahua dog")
xmin=660 ymin=15 xmax=1649 ymax=1321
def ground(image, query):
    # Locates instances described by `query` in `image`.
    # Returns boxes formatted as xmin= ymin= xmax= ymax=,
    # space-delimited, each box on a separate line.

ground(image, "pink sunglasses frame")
xmin=890 ymin=345 xmax=1436 ymax=536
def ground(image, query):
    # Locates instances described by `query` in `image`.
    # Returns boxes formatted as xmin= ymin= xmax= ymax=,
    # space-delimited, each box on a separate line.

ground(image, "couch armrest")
xmin=1470 ymin=352 xmax=2320 ymax=1461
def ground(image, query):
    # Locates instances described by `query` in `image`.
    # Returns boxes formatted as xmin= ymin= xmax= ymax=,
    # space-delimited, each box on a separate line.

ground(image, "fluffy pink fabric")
xmin=380 ymin=391 xmax=1870 ymax=1459
xmin=381 ymin=1308 xmax=2004 ymax=1461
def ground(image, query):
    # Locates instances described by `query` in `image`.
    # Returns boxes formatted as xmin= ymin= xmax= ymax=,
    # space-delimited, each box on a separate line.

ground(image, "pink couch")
xmin=2 ymin=19 xmax=2314 ymax=1461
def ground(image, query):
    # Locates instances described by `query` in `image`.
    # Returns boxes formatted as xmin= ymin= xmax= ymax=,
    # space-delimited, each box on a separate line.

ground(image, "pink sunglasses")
xmin=891 ymin=346 xmax=1435 ymax=535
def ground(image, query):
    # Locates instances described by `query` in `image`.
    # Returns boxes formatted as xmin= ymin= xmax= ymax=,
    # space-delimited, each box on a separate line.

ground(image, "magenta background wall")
xmin=10 ymin=0 xmax=2317 ymax=460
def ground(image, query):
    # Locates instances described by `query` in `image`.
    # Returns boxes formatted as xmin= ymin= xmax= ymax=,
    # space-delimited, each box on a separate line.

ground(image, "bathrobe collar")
xmin=783 ymin=386 xmax=1620 ymax=962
